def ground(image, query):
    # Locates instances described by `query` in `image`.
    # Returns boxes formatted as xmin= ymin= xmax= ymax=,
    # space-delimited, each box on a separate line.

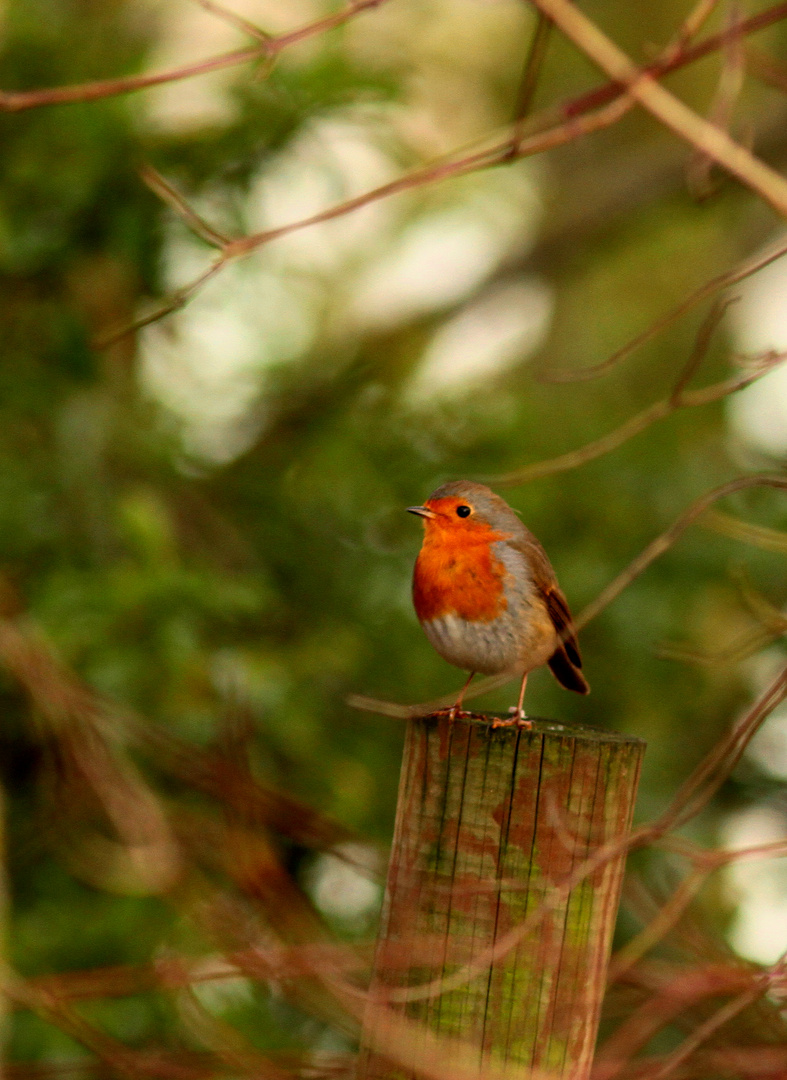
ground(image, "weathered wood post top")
xmin=359 ymin=714 xmax=645 ymax=1080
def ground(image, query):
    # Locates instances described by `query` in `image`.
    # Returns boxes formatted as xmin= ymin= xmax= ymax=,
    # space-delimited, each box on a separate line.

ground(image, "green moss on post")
xmin=358 ymin=715 xmax=645 ymax=1079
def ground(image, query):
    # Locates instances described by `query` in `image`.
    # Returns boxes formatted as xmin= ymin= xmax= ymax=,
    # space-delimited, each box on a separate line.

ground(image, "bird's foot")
xmin=434 ymin=707 xmax=471 ymax=720
xmin=508 ymin=707 xmax=533 ymax=730
xmin=490 ymin=712 xmax=530 ymax=730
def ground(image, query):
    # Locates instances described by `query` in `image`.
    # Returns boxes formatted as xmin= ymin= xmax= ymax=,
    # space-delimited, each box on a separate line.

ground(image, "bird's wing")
xmin=507 ymin=533 xmax=583 ymax=668
xmin=542 ymin=582 xmax=583 ymax=668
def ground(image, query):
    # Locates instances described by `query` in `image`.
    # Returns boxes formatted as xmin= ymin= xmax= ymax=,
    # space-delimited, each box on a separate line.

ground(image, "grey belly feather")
xmin=421 ymin=612 xmax=521 ymax=675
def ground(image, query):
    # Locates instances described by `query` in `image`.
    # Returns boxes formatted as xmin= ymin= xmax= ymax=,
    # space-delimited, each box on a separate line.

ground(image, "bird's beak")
xmin=407 ymin=505 xmax=437 ymax=519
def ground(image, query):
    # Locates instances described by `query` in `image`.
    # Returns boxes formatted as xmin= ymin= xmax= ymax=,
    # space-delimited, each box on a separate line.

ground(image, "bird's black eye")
xmin=456 ymin=505 xmax=471 ymax=518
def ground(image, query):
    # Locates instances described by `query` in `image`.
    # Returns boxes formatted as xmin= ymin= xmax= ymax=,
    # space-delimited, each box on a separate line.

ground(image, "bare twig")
xmin=665 ymin=0 xmax=723 ymax=60
xmin=0 ymin=0 xmax=388 ymax=112
xmin=594 ymin=966 xmax=756 ymax=1080
xmin=574 ymin=476 xmax=787 ymax=632
xmin=6 ymin=1 xmax=781 ymax=348
xmin=495 ymin=300 xmax=775 ymax=487
xmin=747 ymin=44 xmax=787 ymax=95
xmin=541 ymin=235 xmax=787 ymax=383
xmin=650 ymin=660 xmax=787 ymax=834
xmin=530 ymin=0 xmax=787 ymax=218
xmin=657 ymin=834 xmax=787 ymax=865
xmin=686 ymin=4 xmax=747 ymax=198
xmin=0 ymin=43 xmax=268 ymax=112
xmin=657 ymin=564 xmax=787 ymax=665
xmin=101 ymin=95 xmax=786 ymax=349
xmin=0 ymin=0 xmax=780 ymax=120
xmin=86 ymin=1 xmax=787 ymax=346
xmin=670 ymin=296 xmax=735 ymax=403
xmin=346 ymin=672 xmax=513 ymax=720
xmin=189 ymin=0 xmax=272 ymax=45
xmin=139 ymin=164 xmax=231 ymax=248
xmin=558 ymin=2 xmax=787 ymax=120
xmin=95 ymin=260 xmax=226 ymax=348
xmin=656 ymin=623 xmax=784 ymax=666
xmin=648 ymin=981 xmax=769 ymax=1080
xmin=510 ymin=0 xmax=728 ymax=170
xmin=702 ymin=508 xmax=787 ymax=553
xmin=510 ymin=11 xmax=553 ymax=145
xmin=0 ymin=617 xmax=182 ymax=894
xmin=608 ymin=867 xmax=711 ymax=984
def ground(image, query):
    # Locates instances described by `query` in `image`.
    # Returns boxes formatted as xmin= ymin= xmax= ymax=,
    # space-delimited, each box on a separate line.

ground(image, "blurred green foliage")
xmin=1 ymin=0 xmax=787 ymax=1066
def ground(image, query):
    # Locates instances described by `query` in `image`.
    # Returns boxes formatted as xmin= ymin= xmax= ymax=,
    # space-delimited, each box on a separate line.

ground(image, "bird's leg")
xmin=491 ymin=673 xmax=531 ymax=729
xmin=449 ymin=671 xmax=475 ymax=720
xmin=508 ymin=672 xmax=532 ymax=729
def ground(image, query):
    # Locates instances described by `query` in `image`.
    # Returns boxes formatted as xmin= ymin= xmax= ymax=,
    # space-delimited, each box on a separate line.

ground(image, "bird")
xmin=407 ymin=480 xmax=589 ymax=726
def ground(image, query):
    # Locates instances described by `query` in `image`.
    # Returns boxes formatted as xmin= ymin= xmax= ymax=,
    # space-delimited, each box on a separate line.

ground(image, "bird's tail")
xmin=548 ymin=648 xmax=590 ymax=695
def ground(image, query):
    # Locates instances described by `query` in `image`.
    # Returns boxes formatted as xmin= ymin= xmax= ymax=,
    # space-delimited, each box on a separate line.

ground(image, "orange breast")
xmin=413 ymin=527 xmax=509 ymax=624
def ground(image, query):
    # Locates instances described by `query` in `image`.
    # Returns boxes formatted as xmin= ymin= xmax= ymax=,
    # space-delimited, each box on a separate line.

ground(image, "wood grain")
xmin=358 ymin=715 xmax=645 ymax=1079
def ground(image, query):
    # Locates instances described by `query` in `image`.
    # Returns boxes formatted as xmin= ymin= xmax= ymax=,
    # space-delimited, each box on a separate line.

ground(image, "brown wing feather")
xmin=548 ymin=651 xmax=589 ymax=694
xmin=543 ymin=584 xmax=582 ymax=668
xmin=508 ymin=532 xmax=589 ymax=694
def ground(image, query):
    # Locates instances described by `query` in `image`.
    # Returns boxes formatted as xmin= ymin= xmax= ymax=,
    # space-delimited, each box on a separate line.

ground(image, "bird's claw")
xmin=508 ymin=707 xmax=533 ymax=730
xmin=490 ymin=713 xmax=531 ymax=730
xmin=434 ymin=707 xmax=470 ymax=721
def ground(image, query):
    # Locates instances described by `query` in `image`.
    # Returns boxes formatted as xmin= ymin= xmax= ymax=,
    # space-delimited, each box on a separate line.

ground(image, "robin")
xmin=408 ymin=480 xmax=589 ymax=726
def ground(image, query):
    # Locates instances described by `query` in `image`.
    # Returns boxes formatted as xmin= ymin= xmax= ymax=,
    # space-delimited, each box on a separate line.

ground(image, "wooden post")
xmin=358 ymin=715 xmax=645 ymax=1080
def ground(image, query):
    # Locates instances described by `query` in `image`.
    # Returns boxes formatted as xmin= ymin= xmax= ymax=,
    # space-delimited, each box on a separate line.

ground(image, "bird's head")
xmin=407 ymin=481 xmax=520 ymax=538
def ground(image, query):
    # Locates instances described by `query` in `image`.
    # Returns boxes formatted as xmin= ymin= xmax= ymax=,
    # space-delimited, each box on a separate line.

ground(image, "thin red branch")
xmin=648 ymin=982 xmax=768 ymax=1080
xmin=189 ymin=0 xmax=272 ymax=46
xmin=139 ymin=164 xmax=231 ymax=248
xmin=94 ymin=2 xmax=787 ymax=345
xmin=543 ymin=237 xmax=787 ymax=383
xmin=494 ymin=301 xmax=778 ymax=486
xmin=0 ymin=0 xmax=388 ymax=112
xmin=573 ymin=476 xmax=787 ymax=634
xmin=686 ymin=4 xmax=747 ymax=198
xmin=562 ymin=1 xmax=787 ymax=118
xmin=531 ymin=0 xmax=787 ymax=217
xmin=0 ymin=0 xmax=782 ymax=120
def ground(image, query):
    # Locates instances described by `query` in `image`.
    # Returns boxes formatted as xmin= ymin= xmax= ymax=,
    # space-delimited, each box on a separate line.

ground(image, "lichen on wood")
xmin=358 ymin=715 xmax=645 ymax=1080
